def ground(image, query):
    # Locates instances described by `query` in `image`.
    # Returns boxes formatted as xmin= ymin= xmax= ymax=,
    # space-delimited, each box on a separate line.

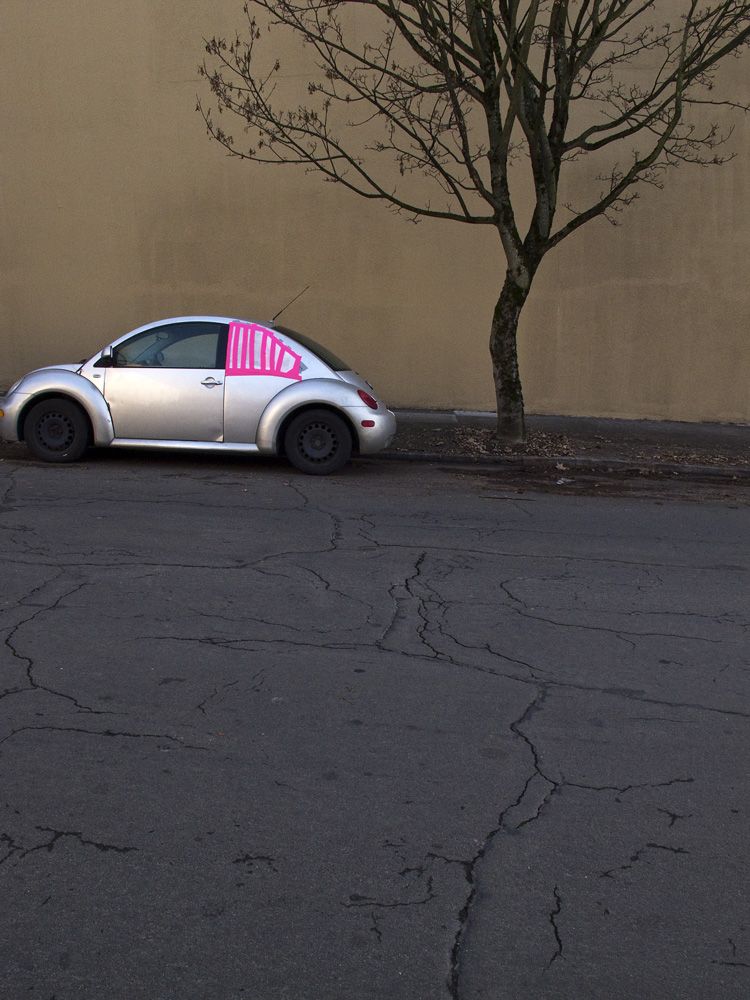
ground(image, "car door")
xmin=103 ymin=321 xmax=228 ymax=441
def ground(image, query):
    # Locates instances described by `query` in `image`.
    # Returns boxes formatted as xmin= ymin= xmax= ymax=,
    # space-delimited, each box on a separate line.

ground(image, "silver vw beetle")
xmin=0 ymin=316 xmax=396 ymax=474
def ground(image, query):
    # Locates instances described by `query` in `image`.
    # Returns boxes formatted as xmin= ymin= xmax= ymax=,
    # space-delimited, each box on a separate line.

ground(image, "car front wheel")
xmin=23 ymin=398 xmax=90 ymax=463
xmin=283 ymin=409 xmax=352 ymax=475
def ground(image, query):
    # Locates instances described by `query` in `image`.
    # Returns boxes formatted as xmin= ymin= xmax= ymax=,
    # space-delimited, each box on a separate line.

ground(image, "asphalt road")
xmin=0 ymin=451 xmax=748 ymax=1000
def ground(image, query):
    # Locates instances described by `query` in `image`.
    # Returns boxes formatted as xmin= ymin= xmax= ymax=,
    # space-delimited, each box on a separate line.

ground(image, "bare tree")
xmin=199 ymin=0 xmax=750 ymax=440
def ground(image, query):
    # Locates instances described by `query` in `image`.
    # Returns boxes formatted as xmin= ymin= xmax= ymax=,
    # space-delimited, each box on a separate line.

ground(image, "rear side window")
xmin=274 ymin=326 xmax=351 ymax=371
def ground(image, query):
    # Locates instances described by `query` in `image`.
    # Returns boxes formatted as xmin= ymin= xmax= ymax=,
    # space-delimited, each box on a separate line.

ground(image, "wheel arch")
xmin=18 ymin=392 xmax=90 ymax=440
xmin=13 ymin=373 xmax=115 ymax=446
xmin=255 ymin=379 xmax=364 ymax=455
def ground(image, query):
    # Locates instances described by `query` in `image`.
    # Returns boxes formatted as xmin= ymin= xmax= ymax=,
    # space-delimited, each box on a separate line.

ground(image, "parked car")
xmin=0 ymin=316 xmax=396 ymax=474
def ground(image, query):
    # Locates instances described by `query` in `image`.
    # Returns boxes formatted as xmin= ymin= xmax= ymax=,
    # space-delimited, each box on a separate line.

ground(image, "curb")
xmin=375 ymin=450 xmax=750 ymax=481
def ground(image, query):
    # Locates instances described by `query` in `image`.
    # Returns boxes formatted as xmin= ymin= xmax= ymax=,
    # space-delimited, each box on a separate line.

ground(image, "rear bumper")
xmin=354 ymin=407 xmax=397 ymax=455
xmin=0 ymin=391 xmax=26 ymax=443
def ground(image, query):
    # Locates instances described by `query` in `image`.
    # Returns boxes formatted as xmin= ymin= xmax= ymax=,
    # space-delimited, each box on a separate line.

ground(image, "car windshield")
xmin=274 ymin=326 xmax=351 ymax=371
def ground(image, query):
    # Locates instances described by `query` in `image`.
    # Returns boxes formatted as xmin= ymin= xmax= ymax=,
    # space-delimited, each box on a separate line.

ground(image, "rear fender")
xmin=255 ymin=379 xmax=362 ymax=454
xmin=16 ymin=370 xmax=114 ymax=445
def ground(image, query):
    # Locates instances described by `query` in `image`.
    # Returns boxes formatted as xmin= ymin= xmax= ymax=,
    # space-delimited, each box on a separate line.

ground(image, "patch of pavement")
xmin=0 ymin=454 xmax=748 ymax=999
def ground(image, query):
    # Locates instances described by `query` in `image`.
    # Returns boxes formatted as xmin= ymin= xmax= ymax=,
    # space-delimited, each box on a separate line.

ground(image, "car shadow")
xmin=0 ymin=441 xmax=392 ymax=480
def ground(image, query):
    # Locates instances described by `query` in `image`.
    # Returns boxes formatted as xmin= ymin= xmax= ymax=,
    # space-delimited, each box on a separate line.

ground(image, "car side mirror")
xmin=94 ymin=349 xmax=116 ymax=368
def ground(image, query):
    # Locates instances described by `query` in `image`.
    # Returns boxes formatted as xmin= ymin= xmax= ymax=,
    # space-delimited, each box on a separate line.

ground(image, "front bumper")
xmin=353 ymin=407 xmax=397 ymax=455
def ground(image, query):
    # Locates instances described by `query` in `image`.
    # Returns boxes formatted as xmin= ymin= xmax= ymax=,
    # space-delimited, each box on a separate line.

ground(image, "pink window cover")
xmin=226 ymin=321 xmax=302 ymax=381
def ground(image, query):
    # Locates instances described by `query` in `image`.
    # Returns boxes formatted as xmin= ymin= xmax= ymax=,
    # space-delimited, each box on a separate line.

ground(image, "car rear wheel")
xmin=23 ymin=398 xmax=90 ymax=463
xmin=284 ymin=409 xmax=352 ymax=475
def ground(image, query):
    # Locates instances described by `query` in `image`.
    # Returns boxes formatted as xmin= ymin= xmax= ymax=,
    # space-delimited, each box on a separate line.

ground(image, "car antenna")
xmin=271 ymin=285 xmax=310 ymax=325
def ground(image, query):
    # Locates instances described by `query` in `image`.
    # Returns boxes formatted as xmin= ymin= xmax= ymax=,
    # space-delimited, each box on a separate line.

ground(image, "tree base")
xmin=495 ymin=413 xmax=526 ymax=444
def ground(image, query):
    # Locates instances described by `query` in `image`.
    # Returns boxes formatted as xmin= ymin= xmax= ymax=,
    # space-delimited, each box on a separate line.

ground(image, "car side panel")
xmin=3 ymin=370 xmax=115 ymax=445
xmin=223 ymin=374 xmax=292 ymax=444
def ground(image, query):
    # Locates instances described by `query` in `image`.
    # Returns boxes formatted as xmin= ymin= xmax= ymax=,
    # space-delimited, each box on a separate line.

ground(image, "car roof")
xmin=107 ymin=316 xmax=273 ymax=347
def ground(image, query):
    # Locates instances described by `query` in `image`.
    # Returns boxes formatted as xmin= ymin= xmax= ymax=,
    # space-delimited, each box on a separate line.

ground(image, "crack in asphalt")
xmin=131 ymin=625 xmax=749 ymax=722
xmin=565 ymin=776 xmax=694 ymax=801
xmin=0 ymin=724 xmax=209 ymax=751
xmin=26 ymin=825 xmax=137 ymax=856
xmin=600 ymin=842 xmax=690 ymax=880
xmin=195 ymin=680 xmax=240 ymax=716
xmin=1 ymin=825 xmax=136 ymax=866
xmin=500 ymin=577 xmax=746 ymax=626
xmin=0 ymin=830 xmax=24 ymax=866
xmin=709 ymin=937 xmax=750 ymax=968
xmin=250 ymin=561 xmax=377 ymax=622
xmin=656 ymin=807 xmax=693 ymax=827
xmin=497 ymin=578 xmax=726 ymax=646
xmin=136 ymin=633 xmax=366 ymax=656
xmin=1 ymin=578 xmax=110 ymax=715
xmin=379 ymin=552 xmax=443 ymax=659
xmin=446 ymin=680 xmax=697 ymax=998
xmin=446 ymin=685 xmax=551 ymax=999
xmin=343 ymin=876 xmax=436 ymax=909
xmin=547 ymin=886 xmax=564 ymax=969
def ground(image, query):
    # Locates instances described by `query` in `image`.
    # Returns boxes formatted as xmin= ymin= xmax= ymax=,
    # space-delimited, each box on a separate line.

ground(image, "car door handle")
xmin=200 ymin=377 xmax=223 ymax=387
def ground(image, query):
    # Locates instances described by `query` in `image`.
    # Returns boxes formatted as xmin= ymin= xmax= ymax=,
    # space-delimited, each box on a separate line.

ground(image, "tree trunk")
xmin=490 ymin=275 xmax=529 ymax=442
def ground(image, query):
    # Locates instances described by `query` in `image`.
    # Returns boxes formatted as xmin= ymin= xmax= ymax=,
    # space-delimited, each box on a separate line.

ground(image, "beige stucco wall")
xmin=1 ymin=0 xmax=748 ymax=423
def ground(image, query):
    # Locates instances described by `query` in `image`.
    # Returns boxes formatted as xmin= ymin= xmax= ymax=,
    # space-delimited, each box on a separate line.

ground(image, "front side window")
xmin=114 ymin=323 xmax=227 ymax=369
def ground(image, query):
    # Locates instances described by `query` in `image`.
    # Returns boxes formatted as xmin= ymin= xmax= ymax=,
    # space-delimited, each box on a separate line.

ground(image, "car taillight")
xmin=357 ymin=389 xmax=378 ymax=410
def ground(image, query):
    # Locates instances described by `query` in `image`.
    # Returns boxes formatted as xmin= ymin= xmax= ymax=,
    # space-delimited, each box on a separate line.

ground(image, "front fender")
xmin=13 ymin=370 xmax=114 ymax=445
xmin=255 ymin=379 xmax=365 ymax=454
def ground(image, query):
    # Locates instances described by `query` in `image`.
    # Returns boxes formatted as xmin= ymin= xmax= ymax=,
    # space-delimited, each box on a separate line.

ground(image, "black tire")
xmin=283 ymin=409 xmax=352 ymax=475
xmin=23 ymin=398 xmax=90 ymax=463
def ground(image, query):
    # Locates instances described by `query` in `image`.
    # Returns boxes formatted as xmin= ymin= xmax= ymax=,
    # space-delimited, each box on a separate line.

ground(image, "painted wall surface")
xmin=1 ymin=0 xmax=748 ymax=423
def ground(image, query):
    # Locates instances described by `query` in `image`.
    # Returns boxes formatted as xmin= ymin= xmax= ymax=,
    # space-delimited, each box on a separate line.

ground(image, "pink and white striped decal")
xmin=226 ymin=321 xmax=302 ymax=381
